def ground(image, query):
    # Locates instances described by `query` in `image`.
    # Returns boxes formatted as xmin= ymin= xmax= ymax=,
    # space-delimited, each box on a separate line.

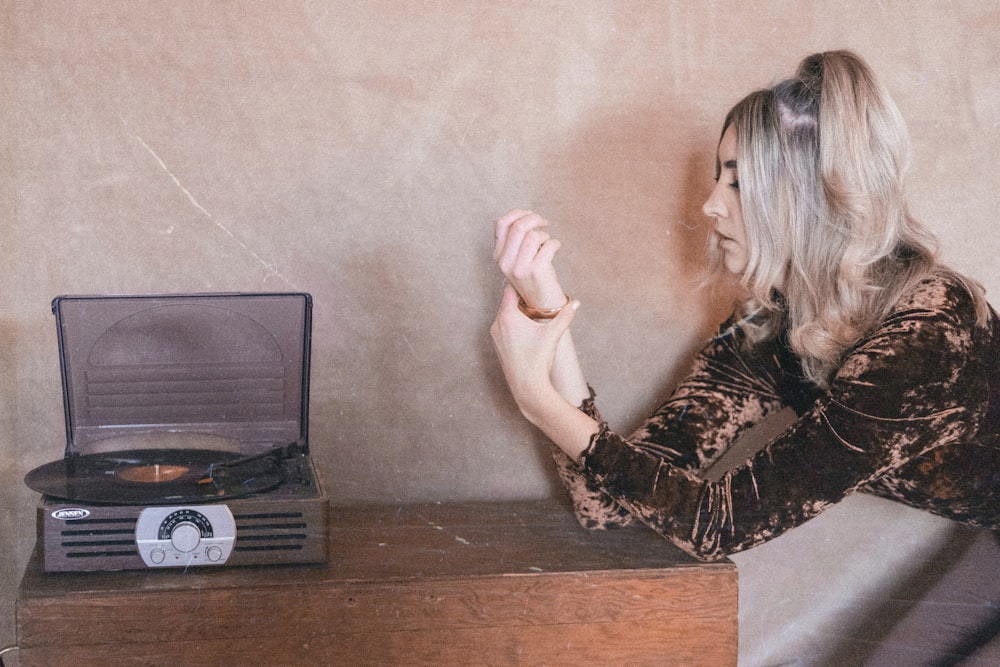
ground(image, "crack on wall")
xmin=120 ymin=114 xmax=299 ymax=290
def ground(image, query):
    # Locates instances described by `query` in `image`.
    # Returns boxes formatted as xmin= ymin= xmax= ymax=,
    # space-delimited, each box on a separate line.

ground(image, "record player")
xmin=25 ymin=292 xmax=329 ymax=572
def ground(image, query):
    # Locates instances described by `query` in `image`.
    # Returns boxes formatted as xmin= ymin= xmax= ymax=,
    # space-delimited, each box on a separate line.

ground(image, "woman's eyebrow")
xmin=722 ymin=159 xmax=737 ymax=170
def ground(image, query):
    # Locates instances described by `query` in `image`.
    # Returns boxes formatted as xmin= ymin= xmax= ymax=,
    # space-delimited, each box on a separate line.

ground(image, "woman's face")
xmin=703 ymin=125 xmax=749 ymax=276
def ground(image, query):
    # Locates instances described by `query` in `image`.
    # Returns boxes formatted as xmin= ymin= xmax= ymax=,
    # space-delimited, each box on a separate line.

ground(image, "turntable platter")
xmin=24 ymin=448 xmax=286 ymax=505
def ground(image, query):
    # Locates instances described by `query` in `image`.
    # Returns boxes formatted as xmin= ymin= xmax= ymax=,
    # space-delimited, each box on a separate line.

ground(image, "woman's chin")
xmin=721 ymin=252 xmax=748 ymax=276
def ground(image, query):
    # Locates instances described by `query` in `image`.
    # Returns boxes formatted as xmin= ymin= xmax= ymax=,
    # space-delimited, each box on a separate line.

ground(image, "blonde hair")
xmin=720 ymin=50 xmax=987 ymax=387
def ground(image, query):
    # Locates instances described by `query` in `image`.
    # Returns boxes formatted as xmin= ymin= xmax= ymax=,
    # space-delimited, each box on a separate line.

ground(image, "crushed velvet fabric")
xmin=557 ymin=273 xmax=1000 ymax=562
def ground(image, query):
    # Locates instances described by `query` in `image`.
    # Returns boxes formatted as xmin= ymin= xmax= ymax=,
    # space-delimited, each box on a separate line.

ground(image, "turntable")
xmin=24 ymin=292 xmax=329 ymax=572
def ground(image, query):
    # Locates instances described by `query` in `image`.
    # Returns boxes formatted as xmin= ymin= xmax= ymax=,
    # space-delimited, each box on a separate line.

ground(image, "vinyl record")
xmin=24 ymin=448 xmax=286 ymax=505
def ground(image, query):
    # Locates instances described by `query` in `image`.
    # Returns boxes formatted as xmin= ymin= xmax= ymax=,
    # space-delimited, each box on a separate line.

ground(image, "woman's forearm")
xmin=516 ymin=381 xmax=600 ymax=464
xmin=524 ymin=315 xmax=596 ymax=462
xmin=550 ymin=330 xmax=591 ymax=407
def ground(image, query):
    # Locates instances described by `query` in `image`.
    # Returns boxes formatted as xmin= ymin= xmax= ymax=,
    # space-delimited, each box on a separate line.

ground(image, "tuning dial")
xmin=170 ymin=522 xmax=202 ymax=552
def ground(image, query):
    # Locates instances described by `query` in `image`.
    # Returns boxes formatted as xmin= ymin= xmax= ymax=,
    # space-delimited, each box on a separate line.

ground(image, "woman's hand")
xmin=493 ymin=209 xmax=567 ymax=310
xmin=491 ymin=283 xmax=597 ymax=462
xmin=490 ymin=284 xmax=577 ymax=421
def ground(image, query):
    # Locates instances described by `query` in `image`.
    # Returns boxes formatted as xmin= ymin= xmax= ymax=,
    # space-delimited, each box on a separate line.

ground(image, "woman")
xmin=490 ymin=51 xmax=1000 ymax=565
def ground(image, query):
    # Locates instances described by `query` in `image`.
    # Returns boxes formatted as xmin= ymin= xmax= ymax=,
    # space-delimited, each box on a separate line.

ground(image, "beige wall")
xmin=3 ymin=1 xmax=998 ymax=663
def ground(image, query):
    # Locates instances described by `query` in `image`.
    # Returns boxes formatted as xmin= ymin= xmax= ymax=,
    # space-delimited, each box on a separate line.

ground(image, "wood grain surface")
xmin=17 ymin=500 xmax=737 ymax=665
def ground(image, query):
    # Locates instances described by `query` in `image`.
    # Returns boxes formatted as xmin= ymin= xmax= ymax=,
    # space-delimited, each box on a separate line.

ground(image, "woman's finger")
xmin=495 ymin=210 xmax=548 ymax=265
xmin=533 ymin=237 xmax=561 ymax=267
xmin=510 ymin=228 xmax=552 ymax=277
xmin=493 ymin=209 xmax=531 ymax=260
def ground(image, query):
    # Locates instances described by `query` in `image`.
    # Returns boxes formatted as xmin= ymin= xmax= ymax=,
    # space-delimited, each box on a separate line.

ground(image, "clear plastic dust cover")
xmin=50 ymin=292 xmax=313 ymax=458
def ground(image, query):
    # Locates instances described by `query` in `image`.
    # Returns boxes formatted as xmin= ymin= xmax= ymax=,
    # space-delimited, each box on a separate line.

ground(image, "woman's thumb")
xmin=545 ymin=299 xmax=579 ymax=337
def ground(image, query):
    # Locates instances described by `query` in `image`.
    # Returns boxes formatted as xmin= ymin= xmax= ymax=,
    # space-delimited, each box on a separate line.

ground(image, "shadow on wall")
xmin=539 ymin=102 xmax=739 ymax=427
xmin=546 ymin=103 xmax=717 ymax=279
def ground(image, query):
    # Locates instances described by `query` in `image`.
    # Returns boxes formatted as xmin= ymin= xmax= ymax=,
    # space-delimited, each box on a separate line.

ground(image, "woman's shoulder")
xmin=891 ymin=270 xmax=987 ymax=325
xmin=825 ymin=269 xmax=998 ymax=425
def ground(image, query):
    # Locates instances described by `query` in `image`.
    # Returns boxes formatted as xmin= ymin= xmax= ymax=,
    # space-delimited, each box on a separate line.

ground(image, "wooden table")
xmin=16 ymin=500 xmax=738 ymax=665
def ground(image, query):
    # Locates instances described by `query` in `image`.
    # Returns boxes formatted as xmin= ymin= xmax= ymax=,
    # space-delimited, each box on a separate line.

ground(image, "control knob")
xmin=170 ymin=521 xmax=202 ymax=552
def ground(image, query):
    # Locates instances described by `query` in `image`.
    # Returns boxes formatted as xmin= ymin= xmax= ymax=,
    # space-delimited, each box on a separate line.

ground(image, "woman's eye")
xmin=713 ymin=175 xmax=738 ymax=190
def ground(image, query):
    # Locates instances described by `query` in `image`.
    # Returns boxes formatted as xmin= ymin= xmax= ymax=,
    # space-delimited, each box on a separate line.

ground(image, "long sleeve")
xmin=622 ymin=311 xmax=814 ymax=473
xmin=576 ymin=276 xmax=995 ymax=561
xmin=550 ymin=388 xmax=636 ymax=529
xmin=555 ymin=311 xmax=802 ymax=531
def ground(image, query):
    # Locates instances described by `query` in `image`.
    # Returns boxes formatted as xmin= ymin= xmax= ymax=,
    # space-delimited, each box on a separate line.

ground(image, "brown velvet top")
xmin=556 ymin=273 xmax=1000 ymax=561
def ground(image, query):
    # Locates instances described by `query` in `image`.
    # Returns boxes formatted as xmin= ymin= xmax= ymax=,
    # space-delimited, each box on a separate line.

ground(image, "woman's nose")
xmin=702 ymin=183 xmax=726 ymax=220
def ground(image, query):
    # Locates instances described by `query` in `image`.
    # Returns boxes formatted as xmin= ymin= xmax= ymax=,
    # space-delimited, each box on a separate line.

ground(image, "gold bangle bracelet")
xmin=517 ymin=294 xmax=570 ymax=320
